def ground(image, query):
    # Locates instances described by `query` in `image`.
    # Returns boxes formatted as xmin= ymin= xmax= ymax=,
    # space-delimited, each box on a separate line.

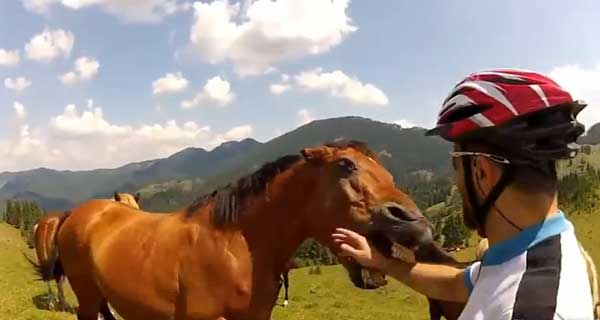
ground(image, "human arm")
xmin=332 ymin=228 xmax=470 ymax=303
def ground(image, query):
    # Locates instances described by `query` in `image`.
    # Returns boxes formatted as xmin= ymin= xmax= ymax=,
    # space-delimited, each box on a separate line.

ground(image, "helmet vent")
xmin=439 ymin=104 xmax=489 ymax=125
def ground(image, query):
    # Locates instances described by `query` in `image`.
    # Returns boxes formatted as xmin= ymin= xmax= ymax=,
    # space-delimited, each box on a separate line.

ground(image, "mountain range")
xmin=0 ymin=139 xmax=261 ymax=211
xmin=1 ymin=116 xmax=598 ymax=212
xmin=580 ymin=123 xmax=600 ymax=146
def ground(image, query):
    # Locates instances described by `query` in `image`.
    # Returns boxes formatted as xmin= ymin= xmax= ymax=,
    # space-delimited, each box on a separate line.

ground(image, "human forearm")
xmin=381 ymin=258 xmax=469 ymax=303
xmin=332 ymin=228 xmax=470 ymax=303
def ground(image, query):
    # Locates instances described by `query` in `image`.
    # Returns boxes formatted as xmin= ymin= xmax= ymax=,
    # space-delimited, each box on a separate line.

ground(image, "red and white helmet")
xmin=427 ymin=69 xmax=587 ymax=161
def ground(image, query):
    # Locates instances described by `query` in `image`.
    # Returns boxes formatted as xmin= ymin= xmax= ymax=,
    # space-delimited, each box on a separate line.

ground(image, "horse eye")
xmin=338 ymin=158 xmax=357 ymax=174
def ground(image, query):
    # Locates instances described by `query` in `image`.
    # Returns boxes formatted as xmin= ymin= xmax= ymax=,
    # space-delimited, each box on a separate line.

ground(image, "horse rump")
xmin=30 ymin=212 xmax=71 ymax=282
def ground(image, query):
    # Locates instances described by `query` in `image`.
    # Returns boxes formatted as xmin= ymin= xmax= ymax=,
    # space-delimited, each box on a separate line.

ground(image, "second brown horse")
xmin=31 ymin=192 xmax=140 ymax=312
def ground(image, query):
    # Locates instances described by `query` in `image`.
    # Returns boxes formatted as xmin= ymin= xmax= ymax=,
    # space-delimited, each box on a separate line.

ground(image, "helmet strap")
xmin=462 ymin=157 xmax=518 ymax=237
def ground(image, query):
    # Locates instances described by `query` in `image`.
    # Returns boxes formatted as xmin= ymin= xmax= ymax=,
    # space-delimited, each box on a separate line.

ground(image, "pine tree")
xmin=6 ymin=200 xmax=17 ymax=226
xmin=17 ymin=202 xmax=25 ymax=231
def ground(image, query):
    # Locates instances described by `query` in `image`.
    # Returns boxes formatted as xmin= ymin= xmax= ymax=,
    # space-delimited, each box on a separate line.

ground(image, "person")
xmin=333 ymin=69 xmax=595 ymax=319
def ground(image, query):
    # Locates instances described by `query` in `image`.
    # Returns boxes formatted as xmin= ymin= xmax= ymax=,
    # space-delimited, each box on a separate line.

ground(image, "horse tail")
xmin=578 ymin=243 xmax=599 ymax=319
xmin=31 ymin=212 xmax=71 ymax=282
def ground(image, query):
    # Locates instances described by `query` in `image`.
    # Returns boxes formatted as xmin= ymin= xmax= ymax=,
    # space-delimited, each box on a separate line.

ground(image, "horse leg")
xmin=99 ymin=300 xmax=117 ymax=320
xmin=56 ymin=276 xmax=72 ymax=312
xmin=74 ymin=292 xmax=104 ymax=320
xmin=276 ymin=275 xmax=283 ymax=306
xmin=46 ymin=281 xmax=57 ymax=310
xmin=68 ymin=273 xmax=106 ymax=320
xmin=428 ymin=298 xmax=442 ymax=320
xmin=283 ymin=272 xmax=289 ymax=307
xmin=46 ymin=281 xmax=54 ymax=296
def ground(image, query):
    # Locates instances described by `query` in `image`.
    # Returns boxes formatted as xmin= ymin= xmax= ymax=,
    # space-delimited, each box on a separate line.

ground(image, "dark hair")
xmin=186 ymin=154 xmax=303 ymax=226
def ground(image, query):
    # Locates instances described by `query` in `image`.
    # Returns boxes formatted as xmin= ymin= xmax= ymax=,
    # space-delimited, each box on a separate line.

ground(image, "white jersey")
xmin=459 ymin=211 xmax=594 ymax=320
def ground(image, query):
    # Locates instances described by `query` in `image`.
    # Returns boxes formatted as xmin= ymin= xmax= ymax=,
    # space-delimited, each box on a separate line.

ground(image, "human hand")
xmin=332 ymin=228 xmax=388 ymax=271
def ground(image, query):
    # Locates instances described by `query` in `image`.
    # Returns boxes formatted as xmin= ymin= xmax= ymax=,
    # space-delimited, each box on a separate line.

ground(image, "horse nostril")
xmin=386 ymin=205 xmax=419 ymax=222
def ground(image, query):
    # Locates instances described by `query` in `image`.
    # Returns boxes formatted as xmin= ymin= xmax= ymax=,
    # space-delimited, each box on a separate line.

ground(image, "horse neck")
xmin=239 ymin=166 xmax=315 ymax=274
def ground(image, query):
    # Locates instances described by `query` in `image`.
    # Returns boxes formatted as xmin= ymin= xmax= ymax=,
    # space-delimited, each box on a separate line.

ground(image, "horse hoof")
xmin=283 ymin=300 xmax=289 ymax=308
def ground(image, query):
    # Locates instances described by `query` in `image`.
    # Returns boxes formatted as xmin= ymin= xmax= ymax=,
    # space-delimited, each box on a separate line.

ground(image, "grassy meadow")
xmin=1 ymin=208 xmax=598 ymax=320
xmin=0 ymin=223 xmax=76 ymax=320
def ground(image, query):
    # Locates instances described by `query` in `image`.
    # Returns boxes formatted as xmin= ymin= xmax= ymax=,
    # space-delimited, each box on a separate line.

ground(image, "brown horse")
xmin=30 ymin=192 xmax=140 ymax=312
xmin=55 ymin=141 xmax=442 ymax=320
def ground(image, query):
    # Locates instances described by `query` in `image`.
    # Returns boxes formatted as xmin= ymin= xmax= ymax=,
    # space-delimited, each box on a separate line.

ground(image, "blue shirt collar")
xmin=481 ymin=211 xmax=571 ymax=266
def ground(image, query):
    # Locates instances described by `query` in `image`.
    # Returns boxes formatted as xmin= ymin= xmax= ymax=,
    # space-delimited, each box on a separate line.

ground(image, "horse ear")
xmin=113 ymin=192 xmax=121 ymax=202
xmin=134 ymin=192 xmax=141 ymax=203
xmin=301 ymin=146 xmax=332 ymax=163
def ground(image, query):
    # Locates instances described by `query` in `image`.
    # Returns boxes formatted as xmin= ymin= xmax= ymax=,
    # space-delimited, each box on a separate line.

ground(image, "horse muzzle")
xmin=366 ymin=202 xmax=433 ymax=256
xmin=343 ymin=202 xmax=434 ymax=291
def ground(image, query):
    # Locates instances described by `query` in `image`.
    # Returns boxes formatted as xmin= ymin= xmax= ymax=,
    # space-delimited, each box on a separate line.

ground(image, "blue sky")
xmin=1 ymin=0 xmax=599 ymax=171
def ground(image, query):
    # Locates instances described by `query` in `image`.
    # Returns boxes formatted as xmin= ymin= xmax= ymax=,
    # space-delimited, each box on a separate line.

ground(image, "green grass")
xmin=1 ymin=209 xmax=599 ymax=320
xmin=0 ymin=223 xmax=76 ymax=320
xmin=566 ymin=211 xmax=600 ymax=264
xmin=271 ymin=266 xmax=431 ymax=320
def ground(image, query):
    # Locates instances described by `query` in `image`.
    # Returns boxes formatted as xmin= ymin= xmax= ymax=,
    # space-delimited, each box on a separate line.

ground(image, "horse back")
xmin=57 ymin=199 xmax=146 ymax=263
xmin=61 ymin=199 xmax=141 ymax=231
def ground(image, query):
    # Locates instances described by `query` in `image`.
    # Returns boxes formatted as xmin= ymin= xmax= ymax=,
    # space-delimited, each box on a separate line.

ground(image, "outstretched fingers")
xmin=332 ymin=228 xmax=368 ymax=258
xmin=334 ymin=228 xmax=363 ymax=238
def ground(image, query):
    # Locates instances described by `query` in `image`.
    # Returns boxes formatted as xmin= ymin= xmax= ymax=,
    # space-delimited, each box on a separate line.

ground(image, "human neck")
xmin=484 ymin=187 xmax=559 ymax=246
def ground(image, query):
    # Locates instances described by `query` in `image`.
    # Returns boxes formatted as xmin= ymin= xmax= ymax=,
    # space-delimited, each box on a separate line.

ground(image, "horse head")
xmin=298 ymin=140 xmax=435 ymax=290
xmin=113 ymin=192 xmax=141 ymax=209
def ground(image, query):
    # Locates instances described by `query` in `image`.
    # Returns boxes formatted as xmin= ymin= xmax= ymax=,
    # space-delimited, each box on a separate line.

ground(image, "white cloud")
xmin=394 ymin=119 xmax=416 ymax=128
xmin=0 ymin=49 xmax=20 ymax=67
xmin=25 ymin=28 xmax=74 ymax=63
xmin=549 ymin=64 xmax=600 ymax=127
xmin=270 ymin=74 xmax=291 ymax=95
xmin=209 ymin=124 xmax=254 ymax=146
xmin=59 ymin=72 xmax=78 ymax=85
xmin=152 ymin=72 xmax=189 ymax=95
xmin=181 ymin=76 xmax=235 ymax=109
xmin=4 ymin=77 xmax=32 ymax=92
xmin=223 ymin=125 xmax=253 ymax=141
xmin=189 ymin=0 xmax=356 ymax=75
xmin=0 ymin=100 xmax=256 ymax=171
xmin=75 ymin=56 xmax=100 ymax=79
xmin=270 ymin=83 xmax=291 ymax=95
xmin=21 ymin=0 xmax=192 ymax=23
xmin=271 ymin=68 xmax=389 ymax=106
xmin=59 ymin=56 xmax=100 ymax=85
xmin=0 ymin=124 xmax=56 ymax=172
xmin=297 ymin=109 xmax=315 ymax=126
xmin=13 ymin=102 xmax=27 ymax=120
xmin=21 ymin=0 xmax=59 ymax=14
xmin=51 ymin=104 xmax=131 ymax=137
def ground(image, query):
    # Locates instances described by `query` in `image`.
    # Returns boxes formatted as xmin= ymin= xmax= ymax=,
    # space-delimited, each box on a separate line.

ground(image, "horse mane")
xmin=186 ymin=140 xmax=376 ymax=227
xmin=186 ymin=154 xmax=303 ymax=225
